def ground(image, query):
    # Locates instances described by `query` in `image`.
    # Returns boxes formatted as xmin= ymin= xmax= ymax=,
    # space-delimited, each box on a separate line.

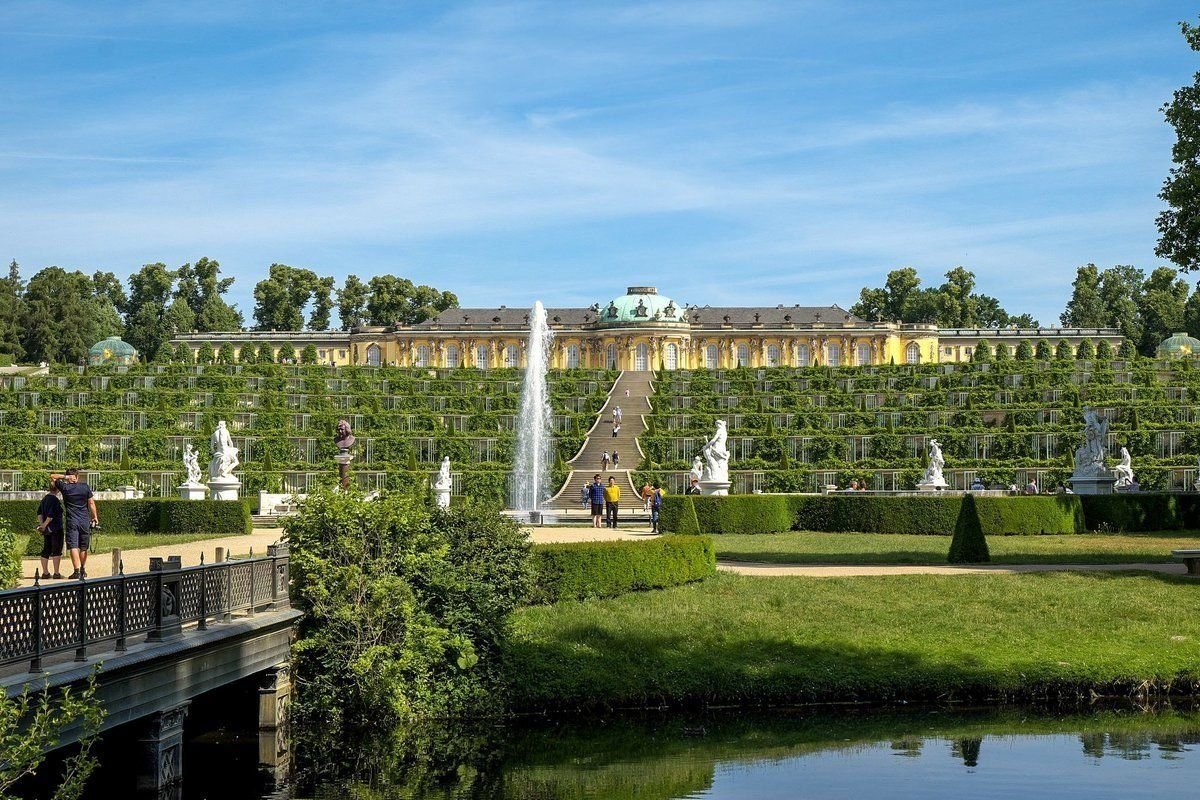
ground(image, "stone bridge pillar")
xmin=258 ymin=663 xmax=291 ymax=785
xmin=136 ymin=702 xmax=189 ymax=795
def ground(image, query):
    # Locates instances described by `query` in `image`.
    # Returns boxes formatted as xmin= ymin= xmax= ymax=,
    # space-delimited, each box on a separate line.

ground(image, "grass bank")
xmin=713 ymin=531 xmax=1200 ymax=565
xmin=505 ymin=571 xmax=1200 ymax=712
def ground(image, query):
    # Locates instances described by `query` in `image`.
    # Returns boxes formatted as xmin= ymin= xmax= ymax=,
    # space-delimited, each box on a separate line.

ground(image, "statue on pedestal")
xmin=1113 ymin=446 xmax=1134 ymax=488
xmin=918 ymin=438 xmax=948 ymax=490
xmin=1072 ymin=407 xmax=1110 ymax=478
xmin=700 ymin=420 xmax=731 ymax=495
xmin=183 ymin=444 xmax=203 ymax=486
xmin=334 ymin=419 xmax=356 ymax=452
xmin=433 ymin=456 xmax=452 ymax=509
xmin=208 ymin=421 xmax=239 ymax=481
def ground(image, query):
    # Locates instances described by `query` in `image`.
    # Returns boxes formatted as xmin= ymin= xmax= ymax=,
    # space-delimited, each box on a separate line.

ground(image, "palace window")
xmin=765 ymin=344 xmax=780 ymax=367
xmin=796 ymin=344 xmax=810 ymax=366
xmin=906 ymin=342 xmax=921 ymax=364
xmin=736 ymin=343 xmax=750 ymax=367
xmin=635 ymin=343 xmax=649 ymax=371
xmin=476 ymin=346 xmax=489 ymax=370
xmin=665 ymin=342 xmax=678 ymax=370
xmin=825 ymin=343 xmax=841 ymax=366
xmin=606 ymin=344 xmax=617 ymax=369
xmin=366 ymin=344 xmax=382 ymax=367
xmin=505 ymin=344 xmax=520 ymax=368
xmin=415 ymin=345 xmax=431 ymax=367
xmin=566 ymin=344 xmax=580 ymax=369
xmin=445 ymin=345 xmax=460 ymax=369
xmin=705 ymin=344 xmax=718 ymax=369
xmin=856 ymin=344 xmax=871 ymax=366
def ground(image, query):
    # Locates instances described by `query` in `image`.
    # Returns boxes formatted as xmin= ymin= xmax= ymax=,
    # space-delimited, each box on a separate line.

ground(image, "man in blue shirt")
xmin=587 ymin=474 xmax=606 ymax=529
xmin=50 ymin=468 xmax=99 ymax=580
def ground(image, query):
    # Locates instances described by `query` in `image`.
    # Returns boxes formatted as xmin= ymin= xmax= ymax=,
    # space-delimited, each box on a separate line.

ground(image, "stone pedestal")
xmin=917 ymin=480 xmax=948 ymax=492
xmin=136 ymin=703 xmax=189 ymax=794
xmin=1068 ymin=475 xmax=1117 ymax=495
xmin=177 ymin=483 xmax=207 ymax=501
xmin=207 ymin=476 xmax=241 ymax=501
xmin=334 ymin=451 xmax=353 ymax=490
xmin=116 ymin=484 xmax=141 ymax=499
xmin=699 ymin=480 xmax=730 ymax=496
xmin=434 ymin=486 xmax=451 ymax=509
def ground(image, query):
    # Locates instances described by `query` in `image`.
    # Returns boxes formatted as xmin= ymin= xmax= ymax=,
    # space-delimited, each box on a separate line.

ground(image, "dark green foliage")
xmin=1078 ymin=493 xmax=1200 ymax=532
xmin=1075 ymin=338 xmax=1094 ymax=360
xmin=1095 ymin=339 xmax=1113 ymax=360
xmin=0 ymin=526 xmax=21 ymax=588
xmin=0 ymin=499 xmax=249 ymax=555
xmin=948 ymin=494 xmax=990 ymax=563
xmin=301 ymin=344 xmax=319 ymax=364
xmin=1055 ymin=340 xmax=1073 ymax=360
xmin=276 ymin=342 xmax=296 ymax=363
xmin=286 ymin=491 xmax=531 ymax=778
xmin=972 ymin=496 xmax=1082 ymax=535
xmin=1016 ymin=340 xmax=1034 ymax=361
xmin=196 ymin=341 xmax=215 ymax=365
xmin=971 ymin=339 xmax=992 ymax=362
xmin=1157 ymin=18 xmax=1200 ymax=271
xmin=527 ymin=536 xmax=715 ymax=604
xmin=217 ymin=342 xmax=235 ymax=364
xmin=1035 ymin=341 xmax=1053 ymax=360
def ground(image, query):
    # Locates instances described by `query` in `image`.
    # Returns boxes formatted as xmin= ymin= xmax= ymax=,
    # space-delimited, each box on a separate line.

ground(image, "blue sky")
xmin=2 ymin=1 xmax=1197 ymax=326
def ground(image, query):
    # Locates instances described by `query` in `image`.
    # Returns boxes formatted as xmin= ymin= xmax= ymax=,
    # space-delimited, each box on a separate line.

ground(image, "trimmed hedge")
xmin=949 ymin=494 xmax=990 ymax=563
xmin=1078 ymin=494 xmax=1200 ymax=532
xmin=661 ymin=494 xmax=1086 ymax=536
xmin=0 ymin=499 xmax=251 ymax=555
xmin=527 ymin=536 xmax=716 ymax=604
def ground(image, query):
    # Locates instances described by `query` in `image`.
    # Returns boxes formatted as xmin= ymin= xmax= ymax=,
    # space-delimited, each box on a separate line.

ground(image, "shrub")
xmin=527 ymin=536 xmax=715 ymax=604
xmin=660 ymin=496 xmax=700 ymax=534
xmin=0 ymin=526 xmax=22 ymax=588
xmin=1016 ymin=340 xmax=1034 ymax=361
xmin=1095 ymin=339 xmax=1113 ymax=360
xmin=973 ymin=496 xmax=1082 ymax=535
xmin=948 ymin=494 xmax=990 ymax=563
xmin=1079 ymin=493 xmax=1200 ymax=532
xmin=1035 ymin=341 xmax=1053 ymax=360
xmin=1075 ymin=339 xmax=1094 ymax=360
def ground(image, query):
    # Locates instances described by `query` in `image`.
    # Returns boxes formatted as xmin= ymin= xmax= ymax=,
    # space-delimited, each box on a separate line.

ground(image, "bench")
xmin=1171 ymin=550 xmax=1200 ymax=575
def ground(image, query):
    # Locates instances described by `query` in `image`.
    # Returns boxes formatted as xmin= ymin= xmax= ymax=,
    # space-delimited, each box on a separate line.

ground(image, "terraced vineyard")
xmin=0 ymin=365 xmax=616 ymax=501
xmin=637 ymin=358 xmax=1200 ymax=494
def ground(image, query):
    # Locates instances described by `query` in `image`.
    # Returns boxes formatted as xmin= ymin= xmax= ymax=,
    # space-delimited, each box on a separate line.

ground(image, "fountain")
xmin=510 ymin=301 xmax=555 ymax=522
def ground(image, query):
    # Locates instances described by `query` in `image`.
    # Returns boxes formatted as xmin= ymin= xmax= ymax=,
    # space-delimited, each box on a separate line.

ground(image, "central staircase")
xmin=547 ymin=371 xmax=653 ymax=509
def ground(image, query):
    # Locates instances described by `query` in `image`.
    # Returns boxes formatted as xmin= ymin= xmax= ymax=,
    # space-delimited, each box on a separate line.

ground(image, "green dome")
xmin=88 ymin=336 xmax=138 ymax=365
xmin=596 ymin=287 xmax=688 ymax=326
xmin=1157 ymin=332 xmax=1200 ymax=358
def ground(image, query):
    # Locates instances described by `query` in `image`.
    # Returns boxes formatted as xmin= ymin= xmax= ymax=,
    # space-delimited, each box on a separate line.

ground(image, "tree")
xmin=849 ymin=267 xmax=1031 ymax=326
xmin=1075 ymin=339 xmax=1095 ymax=360
xmin=277 ymin=342 xmax=297 ymax=363
xmin=1055 ymin=340 xmax=1074 ymax=360
xmin=994 ymin=342 xmax=1011 ymax=362
xmin=309 ymin=276 xmax=335 ymax=331
xmin=1060 ymin=264 xmax=1108 ymax=327
xmin=1035 ymin=341 xmax=1053 ymax=360
xmin=0 ymin=260 xmax=26 ymax=360
xmin=1097 ymin=265 xmax=1146 ymax=345
xmin=238 ymin=345 xmax=256 ymax=363
xmin=187 ymin=258 xmax=243 ymax=332
xmin=1119 ymin=338 xmax=1138 ymax=359
xmin=253 ymin=264 xmax=318 ymax=331
xmin=301 ymin=344 xmax=318 ymax=364
xmin=1016 ymin=340 xmax=1034 ymax=361
xmin=124 ymin=263 xmax=177 ymax=362
xmin=971 ymin=339 xmax=992 ymax=363
xmin=257 ymin=342 xmax=275 ymax=364
xmin=0 ymin=674 xmax=105 ymax=800
xmin=217 ymin=342 xmax=235 ymax=364
xmin=1157 ymin=18 xmax=1200 ymax=271
xmin=1138 ymin=266 xmax=1189 ymax=352
xmin=365 ymin=276 xmax=458 ymax=326
xmin=21 ymin=268 xmax=121 ymax=364
xmin=172 ymin=341 xmax=192 ymax=363
xmin=196 ymin=342 xmax=215 ymax=365
xmin=337 ymin=274 xmax=369 ymax=330
xmin=1096 ymin=339 xmax=1114 ymax=360
xmin=948 ymin=494 xmax=990 ymax=563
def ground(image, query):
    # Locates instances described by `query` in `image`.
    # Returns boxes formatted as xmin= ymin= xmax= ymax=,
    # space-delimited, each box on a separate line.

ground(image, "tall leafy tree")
xmin=0 ymin=260 xmax=26 ymax=360
xmin=124 ymin=263 xmax=177 ymax=362
xmin=1096 ymin=265 xmax=1146 ymax=345
xmin=253 ymin=263 xmax=318 ymax=331
xmin=365 ymin=276 xmax=458 ymax=326
xmin=849 ymin=267 xmax=1030 ymax=326
xmin=178 ymin=257 xmax=243 ymax=331
xmin=1157 ymin=18 xmax=1200 ymax=271
xmin=337 ymin=274 xmax=369 ymax=330
xmin=21 ymin=268 xmax=121 ymax=363
xmin=309 ymin=276 xmax=335 ymax=331
xmin=1139 ymin=266 xmax=1190 ymax=351
xmin=1060 ymin=265 xmax=1108 ymax=327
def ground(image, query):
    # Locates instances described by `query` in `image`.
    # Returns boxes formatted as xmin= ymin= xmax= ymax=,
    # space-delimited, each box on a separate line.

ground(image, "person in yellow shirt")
xmin=604 ymin=477 xmax=621 ymax=529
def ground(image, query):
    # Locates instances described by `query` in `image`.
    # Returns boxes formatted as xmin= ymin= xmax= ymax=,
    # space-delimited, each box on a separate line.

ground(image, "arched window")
xmin=415 ymin=345 xmax=431 ymax=367
xmin=736 ymin=343 xmax=750 ymax=367
xmin=445 ymin=345 xmax=460 ymax=369
xmin=664 ymin=343 xmax=678 ymax=370
xmin=705 ymin=344 xmax=719 ymax=369
xmin=566 ymin=344 xmax=580 ymax=369
xmin=366 ymin=344 xmax=382 ymax=367
xmin=635 ymin=343 xmax=649 ymax=371
xmin=505 ymin=344 xmax=520 ymax=368
xmin=905 ymin=342 xmax=921 ymax=364
xmin=765 ymin=344 xmax=780 ymax=367
xmin=856 ymin=344 xmax=871 ymax=366
xmin=606 ymin=344 xmax=617 ymax=369
xmin=796 ymin=344 xmax=810 ymax=366
xmin=476 ymin=345 xmax=489 ymax=370
xmin=825 ymin=343 xmax=841 ymax=366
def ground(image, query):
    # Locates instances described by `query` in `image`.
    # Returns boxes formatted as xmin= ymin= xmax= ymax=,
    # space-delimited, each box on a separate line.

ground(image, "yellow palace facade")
xmin=173 ymin=286 xmax=1123 ymax=370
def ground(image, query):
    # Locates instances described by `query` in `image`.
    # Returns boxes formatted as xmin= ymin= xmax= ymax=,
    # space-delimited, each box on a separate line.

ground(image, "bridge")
xmin=0 ymin=545 xmax=299 ymax=795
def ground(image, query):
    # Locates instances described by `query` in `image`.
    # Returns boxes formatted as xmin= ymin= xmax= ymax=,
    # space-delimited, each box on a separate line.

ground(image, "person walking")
xmin=604 ymin=476 xmax=620 ymax=528
xmin=650 ymin=482 xmax=664 ymax=533
xmin=641 ymin=481 xmax=654 ymax=511
xmin=36 ymin=481 xmax=64 ymax=579
xmin=587 ymin=474 xmax=606 ymax=528
xmin=49 ymin=468 xmax=99 ymax=580
xmin=612 ymin=420 xmax=619 ymax=438
xmin=601 ymin=451 xmax=610 ymax=471
xmin=614 ymin=406 xmax=623 ymax=425
xmin=611 ymin=450 xmax=620 ymax=468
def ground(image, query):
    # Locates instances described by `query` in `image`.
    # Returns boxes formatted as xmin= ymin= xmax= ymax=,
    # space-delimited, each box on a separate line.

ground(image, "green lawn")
xmin=28 ymin=531 xmax=241 ymax=557
xmin=505 ymin=571 xmax=1200 ymax=712
xmin=712 ymin=531 xmax=1200 ymax=565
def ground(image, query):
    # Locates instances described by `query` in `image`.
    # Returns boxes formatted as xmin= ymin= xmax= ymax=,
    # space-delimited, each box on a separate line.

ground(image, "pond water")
xmin=64 ymin=701 xmax=1200 ymax=799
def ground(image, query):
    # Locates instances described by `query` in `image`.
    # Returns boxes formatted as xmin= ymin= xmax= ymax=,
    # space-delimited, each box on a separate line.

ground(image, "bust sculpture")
xmin=208 ymin=420 xmax=239 ymax=481
xmin=701 ymin=420 xmax=730 ymax=483
xmin=183 ymin=443 xmax=203 ymax=486
xmin=334 ymin=419 xmax=356 ymax=452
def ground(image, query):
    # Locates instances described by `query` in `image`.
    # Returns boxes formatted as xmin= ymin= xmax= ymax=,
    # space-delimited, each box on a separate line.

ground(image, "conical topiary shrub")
xmin=948 ymin=494 xmax=990 ymax=564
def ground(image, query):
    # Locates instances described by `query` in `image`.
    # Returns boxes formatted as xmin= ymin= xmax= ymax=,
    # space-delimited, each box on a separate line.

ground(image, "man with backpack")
xmin=649 ymin=482 xmax=664 ymax=533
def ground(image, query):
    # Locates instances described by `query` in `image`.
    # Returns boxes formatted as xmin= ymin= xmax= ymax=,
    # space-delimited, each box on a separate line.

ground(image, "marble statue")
xmin=335 ymin=419 xmax=356 ymax=452
xmin=433 ymin=456 xmax=452 ymax=509
xmin=183 ymin=443 xmax=203 ymax=486
xmin=701 ymin=420 xmax=730 ymax=483
xmin=1073 ymin=407 xmax=1110 ymax=478
xmin=208 ymin=420 xmax=239 ymax=480
xmin=919 ymin=438 xmax=948 ymax=488
xmin=689 ymin=455 xmax=704 ymax=485
xmin=1113 ymin=446 xmax=1134 ymax=488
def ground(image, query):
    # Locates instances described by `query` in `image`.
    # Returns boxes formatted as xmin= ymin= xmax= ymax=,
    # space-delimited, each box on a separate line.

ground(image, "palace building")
xmin=172 ymin=286 xmax=1123 ymax=369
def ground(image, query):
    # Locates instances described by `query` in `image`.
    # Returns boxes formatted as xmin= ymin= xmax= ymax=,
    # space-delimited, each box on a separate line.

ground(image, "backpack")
xmin=651 ymin=490 xmax=663 ymax=510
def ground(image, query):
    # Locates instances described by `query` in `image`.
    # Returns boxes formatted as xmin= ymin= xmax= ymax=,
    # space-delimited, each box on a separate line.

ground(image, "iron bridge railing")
xmin=0 ymin=544 xmax=290 ymax=674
